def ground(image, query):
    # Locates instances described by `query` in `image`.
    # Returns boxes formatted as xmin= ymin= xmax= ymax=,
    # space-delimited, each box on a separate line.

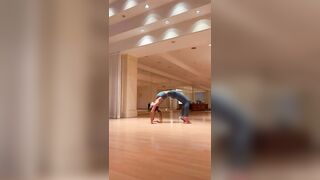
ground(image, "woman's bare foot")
xmin=151 ymin=119 xmax=161 ymax=124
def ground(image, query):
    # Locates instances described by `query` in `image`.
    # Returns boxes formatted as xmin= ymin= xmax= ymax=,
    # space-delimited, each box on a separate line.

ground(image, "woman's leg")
xmin=182 ymin=102 xmax=191 ymax=123
xmin=183 ymin=102 xmax=190 ymax=117
xmin=180 ymin=104 xmax=185 ymax=117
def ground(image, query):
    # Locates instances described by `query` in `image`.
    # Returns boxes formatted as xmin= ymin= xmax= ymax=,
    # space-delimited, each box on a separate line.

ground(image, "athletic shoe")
xmin=180 ymin=117 xmax=192 ymax=124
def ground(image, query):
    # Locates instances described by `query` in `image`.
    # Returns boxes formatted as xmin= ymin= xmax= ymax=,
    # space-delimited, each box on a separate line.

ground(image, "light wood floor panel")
xmin=109 ymin=112 xmax=211 ymax=180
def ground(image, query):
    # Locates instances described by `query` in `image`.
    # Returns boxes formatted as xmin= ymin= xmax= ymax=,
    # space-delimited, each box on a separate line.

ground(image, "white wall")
xmin=137 ymin=83 xmax=170 ymax=109
xmin=137 ymin=85 xmax=156 ymax=109
xmin=121 ymin=54 xmax=138 ymax=117
xmin=109 ymin=53 xmax=121 ymax=118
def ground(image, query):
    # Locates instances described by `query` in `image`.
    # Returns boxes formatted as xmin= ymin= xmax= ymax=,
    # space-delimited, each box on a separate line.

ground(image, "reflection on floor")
xmin=109 ymin=111 xmax=211 ymax=180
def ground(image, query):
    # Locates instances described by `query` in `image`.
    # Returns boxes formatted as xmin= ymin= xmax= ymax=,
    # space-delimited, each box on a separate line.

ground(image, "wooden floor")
xmin=109 ymin=111 xmax=211 ymax=180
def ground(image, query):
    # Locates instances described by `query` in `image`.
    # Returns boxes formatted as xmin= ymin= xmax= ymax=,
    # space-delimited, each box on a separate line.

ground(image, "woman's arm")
xmin=150 ymin=109 xmax=156 ymax=123
xmin=150 ymin=98 xmax=162 ymax=124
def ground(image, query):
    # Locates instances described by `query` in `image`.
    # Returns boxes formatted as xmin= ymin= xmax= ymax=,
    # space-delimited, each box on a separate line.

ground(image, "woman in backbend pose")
xmin=149 ymin=89 xmax=191 ymax=124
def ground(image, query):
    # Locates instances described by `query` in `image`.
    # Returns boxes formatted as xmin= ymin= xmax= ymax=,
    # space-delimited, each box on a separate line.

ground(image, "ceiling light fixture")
xmin=140 ymin=29 xmax=145 ymax=32
xmin=145 ymin=4 xmax=150 ymax=9
xmin=196 ymin=10 xmax=201 ymax=14
xmin=209 ymin=44 xmax=212 ymax=46
xmin=164 ymin=20 xmax=170 ymax=25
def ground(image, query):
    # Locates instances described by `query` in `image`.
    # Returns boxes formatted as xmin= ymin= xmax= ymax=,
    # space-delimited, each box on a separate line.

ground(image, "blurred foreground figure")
xmin=213 ymin=94 xmax=252 ymax=166
xmin=213 ymin=93 xmax=253 ymax=180
xmin=0 ymin=0 xmax=108 ymax=179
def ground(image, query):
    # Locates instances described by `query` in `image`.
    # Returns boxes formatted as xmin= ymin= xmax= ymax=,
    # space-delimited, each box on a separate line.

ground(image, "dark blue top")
xmin=156 ymin=90 xmax=189 ymax=104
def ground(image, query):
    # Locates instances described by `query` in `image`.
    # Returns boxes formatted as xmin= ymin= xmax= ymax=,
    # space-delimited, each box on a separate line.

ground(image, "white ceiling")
xmin=138 ymin=43 xmax=211 ymax=90
xmin=109 ymin=0 xmax=175 ymax=25
xmin=109 ymin=1 xmax=211 ymax=42
xmin=109 ymin=1 xmax=211 ymax=53
xmin=109 ymin=0 xmax=212 ymax=91
xmin=124 ymin=29 xmax=211 ymax=57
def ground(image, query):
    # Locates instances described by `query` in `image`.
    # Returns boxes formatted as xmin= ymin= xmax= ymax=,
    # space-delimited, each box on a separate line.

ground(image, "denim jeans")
xmin=181 ymin=101 xmax=190 ymax=117
xmin=213 ymin=95 xmax=252 ymax=167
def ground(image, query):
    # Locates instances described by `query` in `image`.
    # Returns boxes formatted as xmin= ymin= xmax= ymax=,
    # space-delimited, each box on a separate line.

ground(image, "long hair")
xmin=148 ymin=102 xmax=152 ymax=111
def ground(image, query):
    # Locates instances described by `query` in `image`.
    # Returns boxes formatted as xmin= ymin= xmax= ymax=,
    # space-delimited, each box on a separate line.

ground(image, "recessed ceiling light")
xmin=196 ymin=10 xmax=201 ymax=14
xmin=140 ymin=29 xmax=145 ymax=32
xmin=145 ymin=4 xmax=150 ymax=9
xmin=191 ymin=47 xmax=197 ymax=49
xmin=164 ymin=20 xmax=170 ymax=25
xmin=209 ymin=44 xmax=212 ymax=46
